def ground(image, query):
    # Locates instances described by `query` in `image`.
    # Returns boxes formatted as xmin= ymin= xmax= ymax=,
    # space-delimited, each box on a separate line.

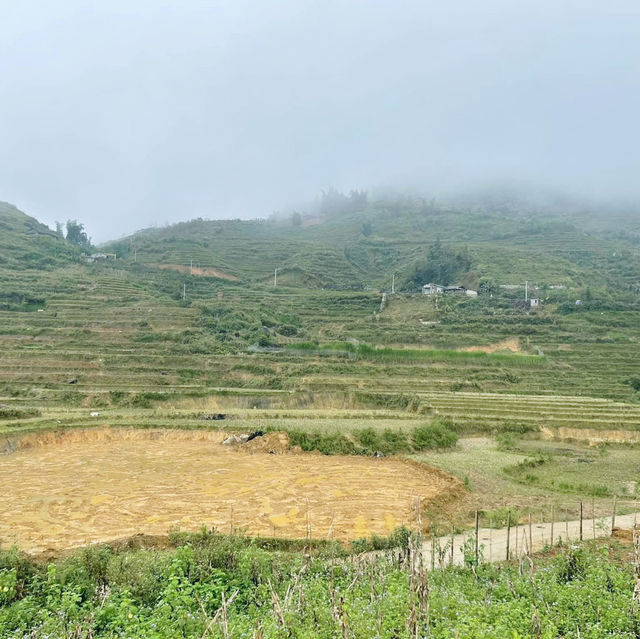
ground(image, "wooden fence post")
xmin=528 ymin=513 xmax=533 ymax=551
xmin=550 ymin=504 xmax=555 ymax=547
xmin=611 ymin=495 xmax=617 ymax=536
xmin=489 ymin=526 xmax=493 ymax=561
xmin=474 ymin=511 xmax=479 ymax=566
xmin=579 ymin=501 xmax=583 ymax=541
xmin=431 ymin=537 xmax=435 ymax=571
xmin=450 ymin=526 xmax=454 ymax=566
xmin=506 ymin=512 xmax=511 ymax=561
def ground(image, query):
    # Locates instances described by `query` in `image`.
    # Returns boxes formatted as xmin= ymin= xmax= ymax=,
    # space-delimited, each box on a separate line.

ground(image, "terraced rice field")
xmin=1 ymin=279 xmax=640 ymax=443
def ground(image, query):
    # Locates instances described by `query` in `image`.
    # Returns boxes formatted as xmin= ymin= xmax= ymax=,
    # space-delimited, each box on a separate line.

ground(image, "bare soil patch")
xmin=541 ymin=426 xmax=640 ymax=444
xmin=0 ymin=429 xmax=460 ymax=553
xmin=465 ymin=337 xmax=521 ymax=354
xmin=154 ymin=263 xmax=240 ymax=281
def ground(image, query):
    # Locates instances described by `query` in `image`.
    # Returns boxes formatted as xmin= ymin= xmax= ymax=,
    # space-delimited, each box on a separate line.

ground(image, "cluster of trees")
xmin=407 ymin=239 xmax=472 ymax=288
xmin=55 ymin=220 xmax=91 ymax=247
xmin=318 ymin=187 xmax=368 ymax=216
xmin=290 ymin=189 xmax=369 ymax=226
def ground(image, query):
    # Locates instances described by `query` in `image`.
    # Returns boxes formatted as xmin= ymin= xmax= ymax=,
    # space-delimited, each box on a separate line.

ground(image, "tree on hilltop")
xmin=65 ymin=220 xmax=91 ymax=247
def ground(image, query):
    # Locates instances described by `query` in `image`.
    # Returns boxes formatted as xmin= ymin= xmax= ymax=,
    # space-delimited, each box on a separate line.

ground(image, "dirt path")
xmin=423 ymin=512 xmax=640 ymax=568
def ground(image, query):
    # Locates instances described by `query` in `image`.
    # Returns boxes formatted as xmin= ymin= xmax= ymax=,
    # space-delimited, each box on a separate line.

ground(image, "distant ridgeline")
xmin=101 ymin=194 xmax=640 ymax=297
xmin=2 ymin=194 xmax=640 ymax=301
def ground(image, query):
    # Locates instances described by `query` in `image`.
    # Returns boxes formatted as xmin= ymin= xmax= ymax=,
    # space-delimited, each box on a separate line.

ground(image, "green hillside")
xmin=0 ymin=203 xmax=87 ymax=311
xmin=0 ymin=202 xmax=82 ymax=271
xmin=103 ymin=198 xmax=640 ymax=293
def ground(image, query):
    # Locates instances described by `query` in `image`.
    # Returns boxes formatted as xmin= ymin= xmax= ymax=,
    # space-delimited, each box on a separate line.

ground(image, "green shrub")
xmin=351 ymin=526 xmax=411 ymax=552
xmin=380 ymin=428 xmax=410 ymax=453
xmin=0 ymin=407 xmax=40 ymax=420
xmin=495 ymin=432 xmax=518 ymax=450
xmin=109 ymin=390 xmax=126 ymax=405
xmin=128 ymin=392 xmax=169 ymax=408
xmin=483 ymin=506 xmax=522 ymax=528
xmin=287 ymin=430 xmax=358 ymax=455
xmin=357 ymin=427 xmax=378 ymax=450
xmin=556 ymin=547 xmax=586 ymax=583
xmin=627 ymin=377 xmax=640 ymax=392
xmin=411 ymin=422 xmax=458 ymax=450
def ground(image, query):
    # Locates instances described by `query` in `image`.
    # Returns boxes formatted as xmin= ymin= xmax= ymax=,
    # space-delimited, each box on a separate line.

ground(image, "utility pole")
xmin=190 ymin=259 xmax=193 ymax=275
xmin=182 ymin=283 xmax=186 ymax=301
xmin=391 ymin=273 xmax=395 ymax=294
xmin=274 ymin=267 xmax=278 ymax=287
xmin=525 ymin=280 xmax=528 ymax=302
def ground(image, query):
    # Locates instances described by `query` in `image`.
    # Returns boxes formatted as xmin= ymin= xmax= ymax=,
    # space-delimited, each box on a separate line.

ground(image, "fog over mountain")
xmin=1 ymin=0 xmax=639 ymax=242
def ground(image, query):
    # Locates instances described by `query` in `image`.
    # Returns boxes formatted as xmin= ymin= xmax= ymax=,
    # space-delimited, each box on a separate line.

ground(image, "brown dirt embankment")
xmin=465 ymin=338 xmax=521 ymax=354
xmin=153 ymin=263 xmax=240 ymax=281
xmin=541 ymin=426 xmax=640 ymax=445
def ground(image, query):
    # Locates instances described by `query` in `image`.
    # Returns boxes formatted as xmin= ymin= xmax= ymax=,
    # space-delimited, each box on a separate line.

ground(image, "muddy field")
xmin=0 ymin=429 xmax=459 ymax=553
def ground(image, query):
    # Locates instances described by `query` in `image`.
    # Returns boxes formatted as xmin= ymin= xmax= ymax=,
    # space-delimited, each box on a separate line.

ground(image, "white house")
xmin=423 ymin=283 xmax=477 ymax=297
xmin=422 ymin=283 xmax=444 ymax=295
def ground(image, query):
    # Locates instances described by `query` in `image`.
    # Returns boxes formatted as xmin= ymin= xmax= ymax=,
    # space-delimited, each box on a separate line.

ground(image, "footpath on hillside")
xmin=422 ymin=512 xmax=640 ymax=569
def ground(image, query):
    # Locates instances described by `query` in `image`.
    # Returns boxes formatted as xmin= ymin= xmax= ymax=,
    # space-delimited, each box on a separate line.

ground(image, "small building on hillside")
xmin=514 ymin=297 xmax=542 ymax=311
xmin=422 ymin=283 xmax=444 ymax=295
xmin=85 ymin=253 xmax=116 ymax=263
xmin=444 ymin=286 xmax=477 ymax=296
xmin=423 ymin=283 xmax=477 ymax=297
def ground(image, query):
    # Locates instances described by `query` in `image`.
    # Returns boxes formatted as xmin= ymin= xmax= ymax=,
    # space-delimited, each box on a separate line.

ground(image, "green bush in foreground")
xmin=0 ymin=539 xmax=638 ymax=638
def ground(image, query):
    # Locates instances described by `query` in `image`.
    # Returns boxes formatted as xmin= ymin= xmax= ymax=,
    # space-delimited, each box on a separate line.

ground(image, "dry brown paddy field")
xmin=0 ymin=428 xmax=461 ymax=554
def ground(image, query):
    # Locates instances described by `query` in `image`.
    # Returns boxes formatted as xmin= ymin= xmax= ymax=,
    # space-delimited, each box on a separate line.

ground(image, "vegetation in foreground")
xmin=0 ymin=531 xmax=638 ymax=638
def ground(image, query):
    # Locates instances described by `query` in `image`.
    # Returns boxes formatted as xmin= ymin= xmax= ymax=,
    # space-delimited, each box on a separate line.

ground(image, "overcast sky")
xmin=1 ymin=1 xmax=640 ymax=242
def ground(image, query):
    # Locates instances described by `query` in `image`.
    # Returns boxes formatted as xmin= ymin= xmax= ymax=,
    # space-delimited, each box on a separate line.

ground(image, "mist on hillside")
xmin=1 ymin=1 xmax=640 ymax=242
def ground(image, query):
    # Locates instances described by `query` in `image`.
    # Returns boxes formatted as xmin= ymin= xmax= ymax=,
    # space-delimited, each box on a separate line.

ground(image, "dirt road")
xmin=423 ymin=512 xmax=640 ymax=568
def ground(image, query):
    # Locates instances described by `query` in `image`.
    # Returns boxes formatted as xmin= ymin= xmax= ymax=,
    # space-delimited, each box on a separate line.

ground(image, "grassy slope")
xmin=0 ymin=202 xmax=81 ymax=271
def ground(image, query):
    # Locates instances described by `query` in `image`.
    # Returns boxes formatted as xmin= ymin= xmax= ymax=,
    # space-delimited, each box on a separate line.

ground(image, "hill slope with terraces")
xmin=1 ymin=198 xmax=639 ymax=427
xmin=102 ymin=196 xmax=640 ymax=292
xmin=2 ymin=197 xmax=640 ymax=559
